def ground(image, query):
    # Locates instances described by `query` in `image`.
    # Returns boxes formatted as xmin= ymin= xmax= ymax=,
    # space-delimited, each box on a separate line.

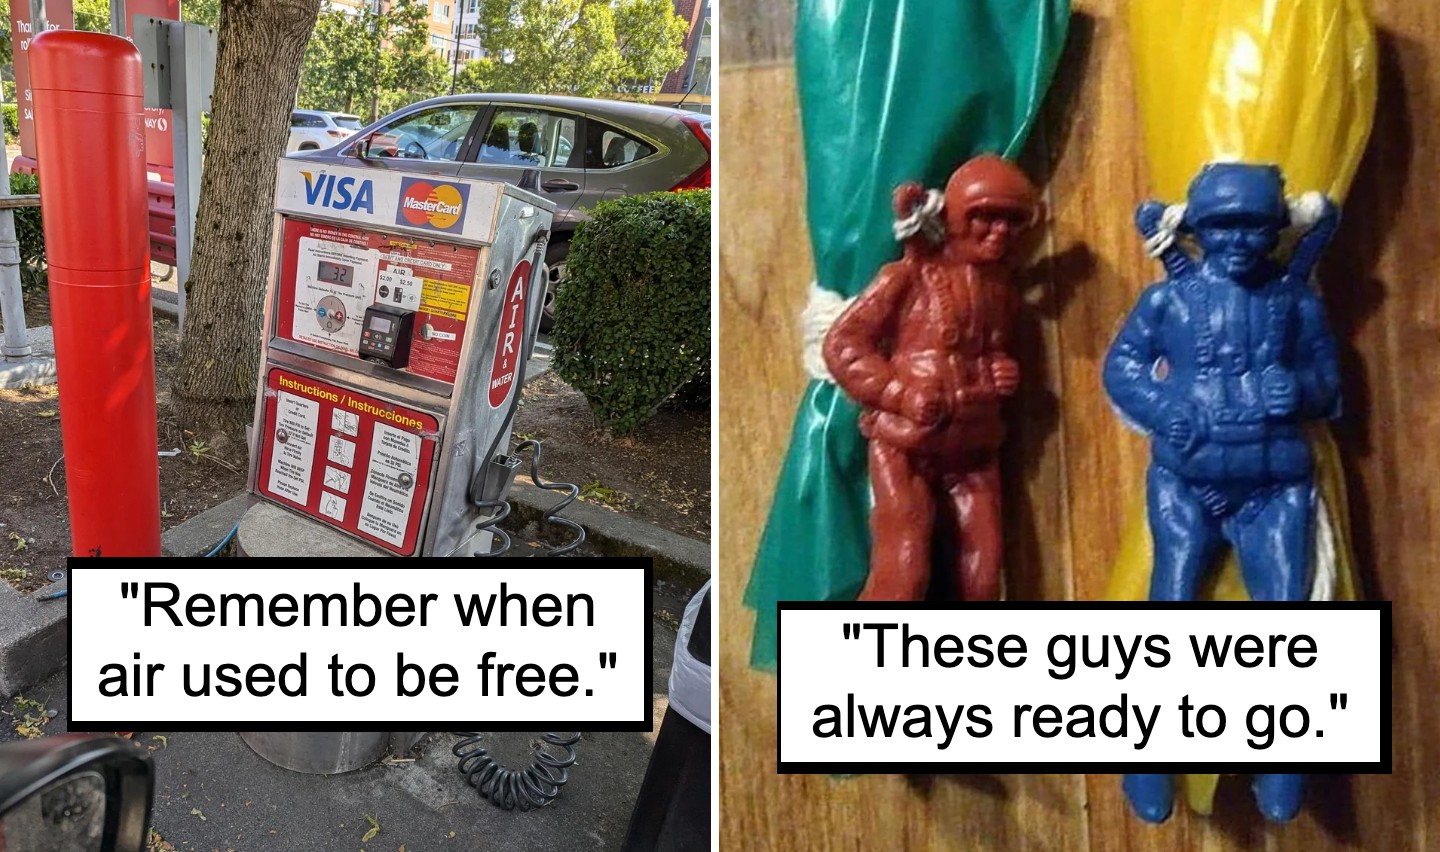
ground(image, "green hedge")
xmin=2 ymin=104 xmax=16 ymax=144
xmin=11 ymin=172 xmax=45 ymax=292
xmin=552 ymin=190 xmax=710 ymax=433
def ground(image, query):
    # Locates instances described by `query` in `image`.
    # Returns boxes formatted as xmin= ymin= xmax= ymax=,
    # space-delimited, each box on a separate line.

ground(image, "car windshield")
xmin=333 ymin=116 xmax=363 ymax=130
xmin=365 ymin=106 xmax=479 ymax=162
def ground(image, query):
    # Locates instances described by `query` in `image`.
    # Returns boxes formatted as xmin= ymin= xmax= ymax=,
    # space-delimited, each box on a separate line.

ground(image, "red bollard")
xmin=30 ymin=31 xmax=160 ymax=557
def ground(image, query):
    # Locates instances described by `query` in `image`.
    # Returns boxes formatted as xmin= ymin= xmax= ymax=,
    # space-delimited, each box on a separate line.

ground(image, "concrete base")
xmin=238 ymin=731 xmax=423 ymax=775
xmin=0 ymin=577 xmax=67 ymax=698
xmin=0 ymin=325 xmax=56 ymax=389
xmin=236 ymin=501 xmax=388 ymax=558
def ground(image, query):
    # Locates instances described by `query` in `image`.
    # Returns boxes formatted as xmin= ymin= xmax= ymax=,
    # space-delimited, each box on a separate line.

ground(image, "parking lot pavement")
xmin=3 ymin=584 xmax=689 ymax=851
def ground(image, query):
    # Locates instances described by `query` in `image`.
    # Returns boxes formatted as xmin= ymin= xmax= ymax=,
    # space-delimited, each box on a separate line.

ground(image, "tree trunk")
xmin=174 ymin=0 xmax=321 ymax=449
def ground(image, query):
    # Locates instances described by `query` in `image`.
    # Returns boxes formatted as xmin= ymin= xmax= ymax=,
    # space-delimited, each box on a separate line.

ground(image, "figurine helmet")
xmin=1184 ymin=163 xmax=1289 ymax=229
xmin=945 ymin=155 xmax=1040 ymax=223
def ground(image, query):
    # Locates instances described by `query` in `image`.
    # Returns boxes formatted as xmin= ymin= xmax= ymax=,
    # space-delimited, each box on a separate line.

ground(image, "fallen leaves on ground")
xmin=10 ymin=695 xmax=49 ymax=738
xmin=579 ymin=481 xmax=626 ymax=507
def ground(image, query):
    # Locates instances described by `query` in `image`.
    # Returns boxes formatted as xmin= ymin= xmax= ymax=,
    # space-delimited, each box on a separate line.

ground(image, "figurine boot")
xmin=1252 ymin=773 xmax=1304 ymax=822
xmin=1122 ymin=773 xmax=1174 ymax=823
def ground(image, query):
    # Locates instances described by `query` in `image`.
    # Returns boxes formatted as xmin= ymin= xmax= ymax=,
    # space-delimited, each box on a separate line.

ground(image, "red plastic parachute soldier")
xmin=822 ymin=155 xmax=1041 ymax=601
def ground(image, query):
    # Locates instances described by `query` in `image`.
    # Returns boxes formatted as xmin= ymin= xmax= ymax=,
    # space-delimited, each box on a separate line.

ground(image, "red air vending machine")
xmin=247 ymin=160 xmax=554 ymax=556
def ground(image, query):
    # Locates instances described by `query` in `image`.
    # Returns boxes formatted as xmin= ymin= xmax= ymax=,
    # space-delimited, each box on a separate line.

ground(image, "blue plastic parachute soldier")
xmin=1102 ymin=163 xmax=1343 ymax=824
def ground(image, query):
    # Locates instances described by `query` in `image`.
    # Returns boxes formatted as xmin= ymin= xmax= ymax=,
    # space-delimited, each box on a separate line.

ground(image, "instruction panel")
xmin=266 ymin=392 xmax=320 ymax=504
xmin=257 ymin=367 xmax=440 ymax=555
xmin=276 ymin=219 xmax=481 ymax=383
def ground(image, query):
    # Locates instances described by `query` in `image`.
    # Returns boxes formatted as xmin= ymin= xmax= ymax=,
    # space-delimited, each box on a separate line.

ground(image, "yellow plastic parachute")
xmin=1130 ymin=0 xmax=1376 ymax=202
xmin=1116 ymin=0 xmax=1376 ymax=816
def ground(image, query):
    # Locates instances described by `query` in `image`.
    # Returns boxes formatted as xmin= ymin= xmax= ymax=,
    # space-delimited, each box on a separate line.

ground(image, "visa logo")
xmin=300 ymin=171 xmax=375 ymax=214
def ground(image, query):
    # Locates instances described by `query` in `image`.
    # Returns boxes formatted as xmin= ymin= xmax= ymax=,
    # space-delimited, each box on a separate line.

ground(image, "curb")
xmin=158 ymin=484 xmax=710 ymax=595
xmin=502 ymin=480 xmax=710 ymax=593
xmin=161 ymin=493 xmax=250 ymax=557
xmin=0 ymin=578 xmax=67 ymax=699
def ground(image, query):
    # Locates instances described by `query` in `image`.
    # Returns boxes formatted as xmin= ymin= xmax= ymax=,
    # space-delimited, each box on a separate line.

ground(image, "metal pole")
xmin=449 ymin=2 xmax=463 ymax=95
xmin=369 ymin=0 xmax=380 ymax=122
xmin=3 ymin=0 xmax=50 ymax=358
xmin=169 ymin=22 xmax=205 ymax=333
xmin=0 ymin=137 xmax=30 ymax=359
xmin=28 ymin=0 xmax=46 ymax=38
xmin=109 ymin=0 xmax=126 ymax=36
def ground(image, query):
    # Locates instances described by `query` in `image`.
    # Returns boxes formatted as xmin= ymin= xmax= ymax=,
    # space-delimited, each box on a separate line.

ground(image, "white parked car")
xmin=286 ymin=110 xmax=363 ymax=152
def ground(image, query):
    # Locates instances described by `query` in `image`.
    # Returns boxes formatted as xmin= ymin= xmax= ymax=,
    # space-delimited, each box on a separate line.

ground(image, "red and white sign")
xmin=258 ymin=368 xmax=439 ymax=556
xmin=8 ymin=0 xmax=176 ymax=171
xmin=128 ymin=0 xmax=181 ymax=171
xmin=488 ymin=259 xmax=532 ymax=408
xmin=8 ymin=0 xmax=74 ymax=164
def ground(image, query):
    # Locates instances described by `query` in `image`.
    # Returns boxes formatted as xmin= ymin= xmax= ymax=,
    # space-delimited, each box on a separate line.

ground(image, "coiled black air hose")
xmin=463 ymin=439 xmax=584 ymax=557
xmin=512 ymin=439 xmax=585 ymax=556
xmin=451 ymin=731 xmax=581 ymax=811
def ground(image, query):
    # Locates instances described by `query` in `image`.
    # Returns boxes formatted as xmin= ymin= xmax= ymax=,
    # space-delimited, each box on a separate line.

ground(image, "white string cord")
xmin=1143 ymin=203 xmax=1188 ymax=257
xmin=1288 ymin=191 xmax=1327 ymax=228
xmin=892 ymin=189 xmax=946 ymax=244
xmin=801 ymin=283 xmax=855 ymax=383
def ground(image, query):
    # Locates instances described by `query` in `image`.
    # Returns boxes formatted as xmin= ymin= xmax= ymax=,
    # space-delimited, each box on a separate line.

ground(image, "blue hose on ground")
xmin=205 ymin=521 xmax=240 ymax=557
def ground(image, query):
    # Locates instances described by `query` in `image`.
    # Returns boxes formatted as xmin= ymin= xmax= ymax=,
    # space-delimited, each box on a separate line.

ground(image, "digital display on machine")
xmin=317 ymin=260 xmax=355 ymax=286
xmin=371 ymin=316 xmax=393 ymax=334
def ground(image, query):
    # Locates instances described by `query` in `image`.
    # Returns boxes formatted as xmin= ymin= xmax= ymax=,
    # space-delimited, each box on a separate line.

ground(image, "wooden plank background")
xmin=717 ymin=1 xmax=1440 ymax=849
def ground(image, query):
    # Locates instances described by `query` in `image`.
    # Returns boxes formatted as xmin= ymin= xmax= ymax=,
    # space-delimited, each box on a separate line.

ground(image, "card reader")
xmin=359 ymin=304 xmax=416 ymax=368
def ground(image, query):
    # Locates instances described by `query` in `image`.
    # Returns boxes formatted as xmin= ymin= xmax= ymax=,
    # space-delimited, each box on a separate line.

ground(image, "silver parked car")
xmin=288 ymin=94 xmax=712 ymax=330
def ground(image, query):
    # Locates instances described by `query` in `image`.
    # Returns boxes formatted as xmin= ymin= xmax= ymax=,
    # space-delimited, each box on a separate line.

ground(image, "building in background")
xmin=321 ymin=0 xmax=459 ymax=55
xmin=453 ymin=0 xmax=484 ymax=62
xmin=654 ymin=0 xmax=710 ymax=112
xmin=428 ymin=0 xmax=457 ymax=54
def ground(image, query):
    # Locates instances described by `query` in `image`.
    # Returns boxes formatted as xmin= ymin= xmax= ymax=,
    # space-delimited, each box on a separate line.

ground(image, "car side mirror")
xmin=352 ymin=135 xmax=371 ymax=159
xmin=0 ymin=735 xmax=154 ymax=852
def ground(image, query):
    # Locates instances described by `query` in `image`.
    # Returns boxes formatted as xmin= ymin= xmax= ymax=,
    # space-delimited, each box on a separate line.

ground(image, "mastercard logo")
xmin=395 ymin=177 xmax=470 ymax=233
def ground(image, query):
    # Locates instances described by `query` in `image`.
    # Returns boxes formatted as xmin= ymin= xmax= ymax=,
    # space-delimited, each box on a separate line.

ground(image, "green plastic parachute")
xmin=744 ymin=0 xmax=1071 ymax=668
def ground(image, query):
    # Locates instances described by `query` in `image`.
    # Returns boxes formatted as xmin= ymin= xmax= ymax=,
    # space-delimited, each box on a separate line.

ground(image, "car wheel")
xmin=539 ymin=240 xmax=569 ymax=333
xmin=299 ymin=142 xmax=319 ymax=151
